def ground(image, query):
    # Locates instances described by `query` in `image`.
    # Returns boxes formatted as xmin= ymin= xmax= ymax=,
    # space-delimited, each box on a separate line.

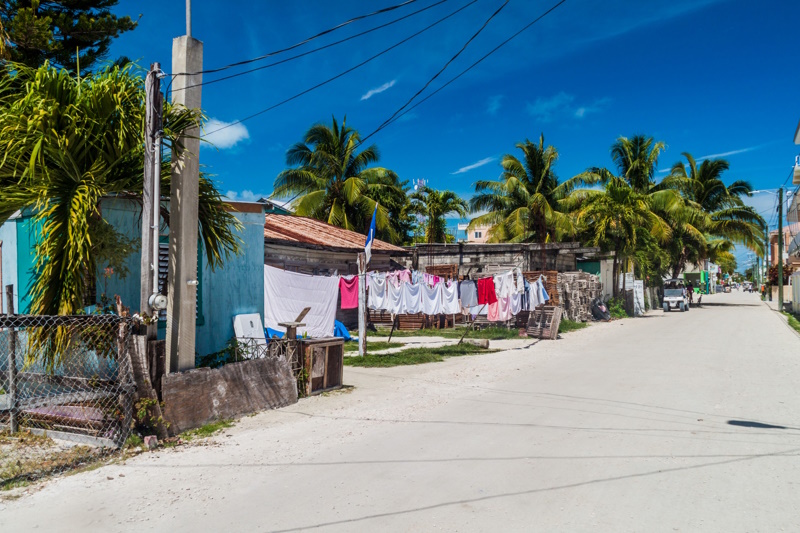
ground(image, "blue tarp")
xmin=334 ymin=320 xmax=353 ymax=341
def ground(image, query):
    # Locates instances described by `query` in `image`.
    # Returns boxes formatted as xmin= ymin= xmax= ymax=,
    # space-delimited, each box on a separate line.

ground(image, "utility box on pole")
xmin=166 ymin=34 xmax=202 ymax=373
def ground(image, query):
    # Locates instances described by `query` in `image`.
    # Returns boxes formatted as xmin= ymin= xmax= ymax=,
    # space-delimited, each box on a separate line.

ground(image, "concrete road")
xmin=3 ymin=291 xmax=800 ymax=532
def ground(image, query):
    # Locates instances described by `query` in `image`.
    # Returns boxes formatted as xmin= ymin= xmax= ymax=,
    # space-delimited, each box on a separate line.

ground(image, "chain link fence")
xmin=0 ymin=315 xmax=135 ymax=454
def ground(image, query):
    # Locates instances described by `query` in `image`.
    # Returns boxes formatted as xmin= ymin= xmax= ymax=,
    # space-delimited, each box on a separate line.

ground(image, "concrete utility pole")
xmin=766 ymin=226 xmax=772 ymax=301
xmin=357 ymin=252 xmax=367 ymax=357
xmin=778 ymin=186 xmax=784 ymax=311
xmin=141 ymin=63 xmax=162 ymax=339
xmin=166 ymin=2 xmax=202 ymax=373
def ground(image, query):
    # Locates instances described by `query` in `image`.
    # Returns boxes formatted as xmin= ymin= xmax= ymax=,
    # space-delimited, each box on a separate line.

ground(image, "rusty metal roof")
xmin=264 ymin=214 xmax=405 ymax=252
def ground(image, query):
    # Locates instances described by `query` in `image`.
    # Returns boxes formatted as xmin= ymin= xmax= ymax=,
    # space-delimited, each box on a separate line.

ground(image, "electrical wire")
xmin=358 ymin=0 xmax=569 ymax=144
xmin=204 ymin=0 xmax=478 ymax=137
xmin=362 ymin=0 xmax=510 ymax=142
xmin=172 ymin=0 xmax=450 ymax=93
xmin=171 ymin=0 xmax=423 ymax=77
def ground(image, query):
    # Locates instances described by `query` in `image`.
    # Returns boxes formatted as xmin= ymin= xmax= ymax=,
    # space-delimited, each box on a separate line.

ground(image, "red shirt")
xmin=477 ymin=277 xmax=498 ymax=305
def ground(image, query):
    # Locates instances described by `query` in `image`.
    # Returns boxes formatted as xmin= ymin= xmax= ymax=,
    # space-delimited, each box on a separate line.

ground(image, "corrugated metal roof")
xmin=264 ymin=214 xmax=404 ymax=252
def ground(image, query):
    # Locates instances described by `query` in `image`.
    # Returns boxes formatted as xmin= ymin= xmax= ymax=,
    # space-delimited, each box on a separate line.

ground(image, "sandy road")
xmin=3 ymin=291 xmax=800 ymax=532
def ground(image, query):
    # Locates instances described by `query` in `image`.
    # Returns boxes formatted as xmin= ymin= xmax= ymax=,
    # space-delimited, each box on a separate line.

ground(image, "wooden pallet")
xmin=527 ymin=306 xmax=562 ymax=340
xmin=425 ymin=264 xmax=458 ymax=280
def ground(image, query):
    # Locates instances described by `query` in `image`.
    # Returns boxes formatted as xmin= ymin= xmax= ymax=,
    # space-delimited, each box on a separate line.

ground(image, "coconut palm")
xmin=666 ymin=153 xmax=765 ymax=275
xmin=407 ymin=186 xmax=468 ymax=243
xmin=470 ymin=134 xmax=573 ymax=244
xmin=0 ymin=61 xmax=241 ymax=317
xmin=563 ymin=171 xmax=674 ymax=297
xmin=273 ymin=116 xmax=399 ymax=239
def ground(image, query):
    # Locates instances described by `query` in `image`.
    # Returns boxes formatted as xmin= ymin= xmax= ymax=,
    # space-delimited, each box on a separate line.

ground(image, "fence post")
xmin=5 ymin=284 xmax=17 ymax=433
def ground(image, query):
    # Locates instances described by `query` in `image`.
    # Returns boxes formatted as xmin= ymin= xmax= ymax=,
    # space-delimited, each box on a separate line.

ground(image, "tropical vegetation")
xmin=470 ymin=135 xmax=573 ymax=244
xmin=273 ymin=116 xmax=401 ymax=242
xmin=407 ymin=186 xmax=468 ymax=244
xmin=0 ymin=61 xmax=241 ymax=316
xmin=0 ymin=0 xmax=138 ymax=71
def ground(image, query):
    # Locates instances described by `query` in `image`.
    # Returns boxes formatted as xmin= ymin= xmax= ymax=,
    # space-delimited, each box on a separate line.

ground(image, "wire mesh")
xmin=0 ymin=315 xmax=135 ymax=453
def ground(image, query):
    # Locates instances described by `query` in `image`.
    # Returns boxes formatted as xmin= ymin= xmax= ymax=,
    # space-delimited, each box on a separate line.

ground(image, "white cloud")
xmin=526 ymin=92 xmax=574 ymax=122
xmin=486 ymin=94 xmax=504 ymax=115
xmin=203 ymin=118 xmax=250 ymax=149
xmin=526 ymin=93 xmax=610 ymax=123
xmin=225 ymin=190 xmax=269 ymax=202
xmin=451 ymin=156 xmax=495 ymax=175
xmin=574 ymin=97 xmax=611 ymax=118
xmin=697 ymin=146 xmax=759 ymax=160
xmin=360 ymin=80 xmax=396 ymax=101
xmin=657 ymin=144 xmax=765 ymax=173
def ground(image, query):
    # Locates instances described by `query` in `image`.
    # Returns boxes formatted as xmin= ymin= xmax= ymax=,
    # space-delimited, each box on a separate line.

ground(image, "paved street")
xmin=3 ymin=290 xmax=800 ymax=532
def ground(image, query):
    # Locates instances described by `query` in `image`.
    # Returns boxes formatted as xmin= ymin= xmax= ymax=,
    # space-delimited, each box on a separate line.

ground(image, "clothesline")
xmin=359 ymin=267 xmax=550 ymax=322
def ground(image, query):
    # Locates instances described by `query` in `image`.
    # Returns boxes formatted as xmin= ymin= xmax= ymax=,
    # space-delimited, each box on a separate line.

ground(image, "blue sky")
xmin=110 ymin=0 xmax=800 ymax=268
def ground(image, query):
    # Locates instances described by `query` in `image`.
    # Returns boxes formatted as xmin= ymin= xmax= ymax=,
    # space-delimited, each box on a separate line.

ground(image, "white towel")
xmin=367 ymin=273 xmax=387 ymax=310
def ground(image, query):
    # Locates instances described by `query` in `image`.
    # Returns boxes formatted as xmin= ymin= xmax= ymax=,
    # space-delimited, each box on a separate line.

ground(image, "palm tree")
xmin=273 ymin=116 xmax=400 ymax=240
xmin=667 ymin=153 xmax=765 ymax=275
xmin=564 ymin=173 xmax=673 ymax=297
xmin=470 ymin=134 xmax=573 ymax=244
xmin=0 ymin=62 xmax=241 ymax=317
xmin=611 ymin=135 xmax=667 ymax=194
xmin=407 ymin=186 xmax=468 ymax=243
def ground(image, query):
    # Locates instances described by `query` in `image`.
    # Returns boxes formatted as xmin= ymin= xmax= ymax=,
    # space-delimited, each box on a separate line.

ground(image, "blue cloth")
xmin=333 ymin=320 xmax=352 ymax=341
xmin=265 ymin=327 xmax=284 ymax=339
xmin=365 ymin=205 xmax=377 ymax=264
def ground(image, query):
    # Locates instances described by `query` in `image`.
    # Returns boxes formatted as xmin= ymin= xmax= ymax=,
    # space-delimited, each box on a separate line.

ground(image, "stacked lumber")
xmin=556 ymin=271 xmax=602 ymax=322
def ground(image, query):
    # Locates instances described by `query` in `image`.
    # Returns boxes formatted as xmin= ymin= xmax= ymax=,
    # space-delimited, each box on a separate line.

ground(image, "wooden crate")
xmin=522 ymin=270 xmax=559 ymax=306
xmin=299 ymin=338 xmax=344 ymax=396
xmin=425 ymin=264 xmax=458 ymax=280
xmin=527 ymin=306 xmax=562 ymax=340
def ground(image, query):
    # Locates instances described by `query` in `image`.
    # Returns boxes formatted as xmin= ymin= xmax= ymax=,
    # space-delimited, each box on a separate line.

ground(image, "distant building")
xmin=455 ymin=222 xmax=492 ymax=243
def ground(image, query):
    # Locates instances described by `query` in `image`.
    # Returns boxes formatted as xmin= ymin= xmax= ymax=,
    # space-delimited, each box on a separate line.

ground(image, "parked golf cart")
xmin=663 ymin=278 xmax=690 ymax=312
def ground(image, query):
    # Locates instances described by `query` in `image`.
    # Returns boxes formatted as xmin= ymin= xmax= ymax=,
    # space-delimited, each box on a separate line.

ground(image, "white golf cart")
xmin=663 ymin=278 xmax=690 ymax=312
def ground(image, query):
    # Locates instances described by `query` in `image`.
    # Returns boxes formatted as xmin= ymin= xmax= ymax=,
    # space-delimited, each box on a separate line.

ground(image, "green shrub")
xmin=607 ymin=298 xmax=628 ymax=319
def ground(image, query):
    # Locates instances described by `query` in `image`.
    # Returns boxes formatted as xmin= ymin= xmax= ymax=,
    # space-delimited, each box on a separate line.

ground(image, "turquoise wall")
xmin=0 ymin=217 xmax=19 ymax=313
xmin=14 ymin=213 xmax=39 ymax=314
xmin=576 ymin=259 xmax=601 ymax=276
xmin=102 ymin=198 xmax=265 ymax=357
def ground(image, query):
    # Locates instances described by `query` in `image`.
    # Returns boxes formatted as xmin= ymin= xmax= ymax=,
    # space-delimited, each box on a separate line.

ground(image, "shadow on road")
xmin=727 ymin=419 xmax=793 ymax=430
xmin=695 ymin=302 xmax=763 ymax=308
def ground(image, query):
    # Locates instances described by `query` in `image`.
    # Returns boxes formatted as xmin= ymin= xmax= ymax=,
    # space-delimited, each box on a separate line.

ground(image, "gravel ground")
xmin=2 ymin=291 xmax=799 ymax=532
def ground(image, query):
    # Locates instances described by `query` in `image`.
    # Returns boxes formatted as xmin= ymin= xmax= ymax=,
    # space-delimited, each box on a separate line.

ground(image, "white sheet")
xmin=263 ymin=265 xmax=339 ymax=338
xmin=386 ymin=282 xmax=404 ymax=314
xmin=402 ymin=282 xmax=423 ymax=314
xmin=441 ymin=282 xmax=461 ymax=314
xmin=421 ymin=283 xmax=443 ymax=315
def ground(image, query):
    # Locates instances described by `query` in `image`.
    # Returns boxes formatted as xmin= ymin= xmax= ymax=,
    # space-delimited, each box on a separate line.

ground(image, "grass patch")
xmin=558 ymin=319 xmax=588 ymax=334
xmin=1 ymin=430 xmax=108 ymax=491
xmin=344 ymin=343 xmax=495 ymax=368
xmin=181 ymin=419 xmax=234 ymax=441
xmin=781 ymin=312 xmax=800 ymax=334
xmin=362 ymin=326 xmax=520 ymax=340
xmin=344 ymin=341 xmax=403 ymax=353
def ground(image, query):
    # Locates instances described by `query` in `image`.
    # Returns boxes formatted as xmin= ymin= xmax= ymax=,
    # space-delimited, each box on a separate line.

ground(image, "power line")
xmin=361 ymin=0 xmax=510 ymax=144
xmin=171 ymin=0 xmax=423 ymax=77
xmin=359 ymin=0 xmax=569 ymax=144
xmin=205 ymin=0 xmax=478 ymax=137
xmin=173 ymin=0 xmax=450 ymax=93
